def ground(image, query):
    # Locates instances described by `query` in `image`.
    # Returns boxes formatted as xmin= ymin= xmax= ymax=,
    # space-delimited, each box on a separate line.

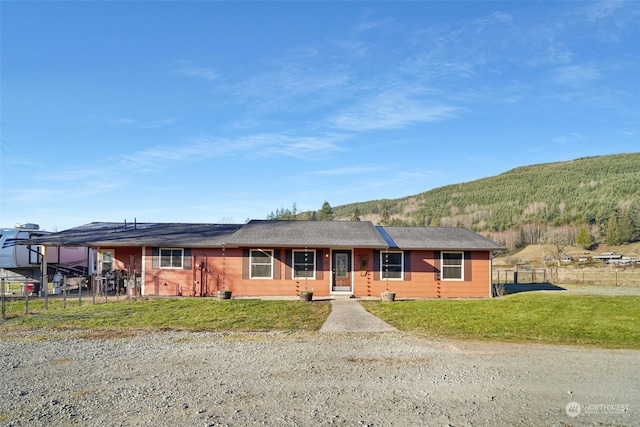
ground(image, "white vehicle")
xmin=0 ymin=223 xmax=90 ymax=282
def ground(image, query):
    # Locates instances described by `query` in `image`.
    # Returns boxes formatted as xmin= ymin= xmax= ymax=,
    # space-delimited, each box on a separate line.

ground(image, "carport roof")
xmin=31 ymin=222 xmax=243 ymax=247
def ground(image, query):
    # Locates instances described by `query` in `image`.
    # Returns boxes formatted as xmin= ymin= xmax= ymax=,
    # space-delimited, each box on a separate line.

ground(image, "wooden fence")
xmin=493 ymin=265 xmax=640 ymax=286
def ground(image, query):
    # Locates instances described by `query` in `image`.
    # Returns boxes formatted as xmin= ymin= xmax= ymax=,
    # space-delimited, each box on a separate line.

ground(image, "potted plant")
xmin=381 ymin=284 xmax=396 ymax=302
xmin=217 ymin=287 xmax=232 ymax=300
xmin=299 ymin=288 xmax=313 ymax=302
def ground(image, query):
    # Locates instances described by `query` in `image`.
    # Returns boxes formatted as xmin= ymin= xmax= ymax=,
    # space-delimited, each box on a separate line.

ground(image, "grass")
xmin=361 ymin=293 xmax=640 ymax=349
xmin=0 ymin=297 xmax=331 ymax=332
xmin=3 ymin=293 xmax=639 ymax=349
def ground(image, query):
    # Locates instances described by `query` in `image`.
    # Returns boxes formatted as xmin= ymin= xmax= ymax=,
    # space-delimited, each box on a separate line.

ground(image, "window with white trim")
xmin=293 ymin=250 xmax=315 ymax=279
xmin=381 ymin=251 xmax=403 ymax=280
xmin=101 ymin=250 xmax=114 ymax=274
xmin=442 ymin=252 xmax=463 ymax=280
xmin=250 ymin=249 xmax=273 ymax=279
xmin=160 ymin=248 xmax=184 ymax=269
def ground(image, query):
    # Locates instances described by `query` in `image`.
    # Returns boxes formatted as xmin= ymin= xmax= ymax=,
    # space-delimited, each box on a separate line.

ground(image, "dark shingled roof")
xmin=225 ymin=220 xmax=388 ymax=248
xmin=380 ymin=226 xmax=506 ymax=250
xmin=31 ymin=222 xmax=243 ymax=247
xmin=31 ymin=221 xmax=505 ymax=251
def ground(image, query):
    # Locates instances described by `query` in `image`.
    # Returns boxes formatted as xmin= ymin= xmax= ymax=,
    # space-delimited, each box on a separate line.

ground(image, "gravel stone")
xmin=0 ymin=330 xmax=638 ymax=426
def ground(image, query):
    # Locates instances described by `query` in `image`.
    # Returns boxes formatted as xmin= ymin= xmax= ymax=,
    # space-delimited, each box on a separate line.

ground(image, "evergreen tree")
xmin=618 ymin=208 xmax=635 ymax=243
xmin=605 ymin=211 xmax=622 ymax=245
xmin=576 ymin=226 xmax=592 ymax=250
xmin=317 ymin=201 xmax=334 ymax=221
xmin=351 ymin=206 xmax=361 ymax=221
xmin=379 ymin=209 xmax=390 ymax=226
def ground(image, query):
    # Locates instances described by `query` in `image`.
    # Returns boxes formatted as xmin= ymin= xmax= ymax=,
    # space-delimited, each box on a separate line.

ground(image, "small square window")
xmin=293 ymin=250 xmax=315 ymax=279
xmin=250 ymin=250 xmax=273 ymax=279
xmin=442 ymin=252 xmax=463 ymax=280
xmin=160 ymin=248 xmax=183 ymax=269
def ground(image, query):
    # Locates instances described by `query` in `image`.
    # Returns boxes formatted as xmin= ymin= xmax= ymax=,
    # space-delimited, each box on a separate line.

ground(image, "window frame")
xmin=292 ymin=249 xmax=316 ymax=280
xmin=381 ymin=250 xmax=404 ymax=280
xmin=250 ymin=249 xmax=274 ymax=279
xmin=159 ymin=248 xmax=184 ymax=269
xmin=101 ymin=250 xmax=115 ymax=274
xmin=441 ymin=251 xmax=464 ymax=281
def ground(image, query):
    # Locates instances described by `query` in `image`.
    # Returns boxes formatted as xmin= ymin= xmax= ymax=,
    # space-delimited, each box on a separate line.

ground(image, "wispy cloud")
xmin=230 ymin=64 xmax=350 ymax=112
xmin=139 ymin=118 xmax=177 ymax=129
xmin=118 ymin=132 xmax=347 ymax=170
xmin=554 ymin=133 xmax=586 ymax=145
xmin=551 ymin=64 xmax=602 ymax=86
xmin=582 ymin=0 xmax=625 ymax=22
xmin=616 ymin=130 xmax=638 ymax=137
xmin=310 ymin=165 xmax=385 ymax=176
xmin=81 ymin=115 xmax=176 ymax=129
xmin=172 ymin=61 xmax=218 ymax=81
xmin=329 ymin=90 xmax=458 ymax=131
xmin=4 ymin=179 xmax=120 ymax=204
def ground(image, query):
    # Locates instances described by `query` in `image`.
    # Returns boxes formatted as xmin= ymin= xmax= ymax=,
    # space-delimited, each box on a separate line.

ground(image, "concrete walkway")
xmin=319 ymin=298 xmax=397 ymax=333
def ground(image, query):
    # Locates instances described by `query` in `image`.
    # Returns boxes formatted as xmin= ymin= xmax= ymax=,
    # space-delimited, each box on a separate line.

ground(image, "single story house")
xmin=33 ymin=220 xmax=505 ymax=298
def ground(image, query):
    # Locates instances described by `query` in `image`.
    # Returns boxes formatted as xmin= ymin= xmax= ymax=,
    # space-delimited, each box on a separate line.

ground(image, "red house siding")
xmin=140 ymin=247 xmax=493 ymax=298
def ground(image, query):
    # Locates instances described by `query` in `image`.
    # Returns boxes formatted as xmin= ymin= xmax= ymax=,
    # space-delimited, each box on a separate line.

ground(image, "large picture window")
xmin=381 ymin=251 xmax=403 ymax=280
xmin=250 ymin=249 xmax=273 ymax=279
xmin=293 ymin=250 xmax=316 ymax=279
xmin=442 ymin=252 xmax=463 ymax=280
xmin=160 ymin=248 xmax=184 ymax=269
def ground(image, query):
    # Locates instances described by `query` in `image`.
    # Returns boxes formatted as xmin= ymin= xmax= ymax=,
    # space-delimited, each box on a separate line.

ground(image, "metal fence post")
xmin=63 ymin=276 xmax=67 ymax=309
xmin=24 ymin=279 xmax=29 ymax=315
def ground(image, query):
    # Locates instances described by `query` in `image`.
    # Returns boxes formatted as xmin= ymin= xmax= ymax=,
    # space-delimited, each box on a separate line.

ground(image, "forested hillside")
xmin=269 ymin=153 xmax=640 ymax=250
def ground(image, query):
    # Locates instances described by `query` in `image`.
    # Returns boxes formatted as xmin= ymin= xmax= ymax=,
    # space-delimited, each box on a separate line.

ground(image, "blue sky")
xmin=1 ymin=1 xmax=639 ymax=231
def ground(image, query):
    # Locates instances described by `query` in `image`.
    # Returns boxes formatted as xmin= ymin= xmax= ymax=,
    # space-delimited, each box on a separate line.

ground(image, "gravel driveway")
xmin=1 ymin=330 xmax=637 ymax=426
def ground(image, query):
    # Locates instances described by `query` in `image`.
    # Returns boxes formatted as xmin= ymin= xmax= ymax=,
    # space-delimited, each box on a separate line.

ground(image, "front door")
xmin=332 ymin=250 xmax=352 ymax=292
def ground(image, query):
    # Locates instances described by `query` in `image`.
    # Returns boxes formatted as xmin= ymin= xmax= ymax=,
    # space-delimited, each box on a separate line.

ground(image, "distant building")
xmin=593 ymin=252 xmax=623 ymax=261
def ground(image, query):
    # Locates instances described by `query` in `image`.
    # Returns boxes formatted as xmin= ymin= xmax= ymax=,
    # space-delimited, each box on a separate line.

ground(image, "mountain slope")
xmin=331 ymin=153 xmax=640 ymax=244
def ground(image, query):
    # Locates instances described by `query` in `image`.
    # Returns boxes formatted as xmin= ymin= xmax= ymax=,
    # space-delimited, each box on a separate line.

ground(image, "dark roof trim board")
xmin=29 ymin=220 xmax=506 ymax=251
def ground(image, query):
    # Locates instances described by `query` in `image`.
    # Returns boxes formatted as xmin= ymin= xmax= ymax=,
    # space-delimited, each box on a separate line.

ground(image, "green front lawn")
xmin=362 ymin=293 xmax=640 ymax=349
xmin=3 ymin=293 xmax=638 ymax=349
xmin=0 ymin=298 xmax=331 ymax=332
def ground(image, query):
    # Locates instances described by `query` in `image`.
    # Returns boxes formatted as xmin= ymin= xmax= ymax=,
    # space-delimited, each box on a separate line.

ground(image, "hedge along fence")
xmin=493 ymin=266 xmax=640 ymax=286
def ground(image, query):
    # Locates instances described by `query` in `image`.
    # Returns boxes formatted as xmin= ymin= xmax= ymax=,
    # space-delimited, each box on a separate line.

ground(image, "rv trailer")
xmin=0 ymin=223 xmax=91 ymax=283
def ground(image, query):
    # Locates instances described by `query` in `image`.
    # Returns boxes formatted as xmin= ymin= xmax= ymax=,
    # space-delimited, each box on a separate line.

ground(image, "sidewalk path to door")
xmin=319 ymin=298 xmax=397 ymax=333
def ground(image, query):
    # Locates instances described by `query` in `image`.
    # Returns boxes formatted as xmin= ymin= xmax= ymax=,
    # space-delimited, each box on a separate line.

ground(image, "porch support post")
xmin=140 ymin=246 xmax=146 ymax=296
xmin=41 ymin=245 xmax=48 ymax=308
